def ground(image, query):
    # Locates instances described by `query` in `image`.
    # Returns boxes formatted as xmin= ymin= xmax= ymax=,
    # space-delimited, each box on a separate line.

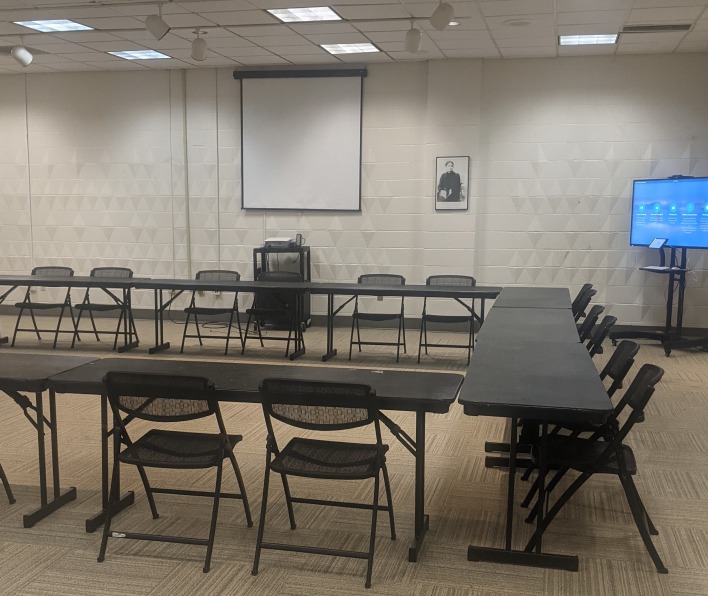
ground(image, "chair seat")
xmin=423 ymin=314 xmax=472 ymax=324
xmin=184 ymin=306 xmax=236 ymax=316
xmin=14 ymin=301 xmax=66 ymax=310
xmin=535 ymin=436 xmax=637 ymax=475
xmin=353 ymin=312 xmax=402 ymax=322
xmin=271 ymin=437 xmax=388 ymax=480
xmin=119 ymin=429 xmax=243 ymax=469
xmin=75 ymin=303 xmax=122 ymax=312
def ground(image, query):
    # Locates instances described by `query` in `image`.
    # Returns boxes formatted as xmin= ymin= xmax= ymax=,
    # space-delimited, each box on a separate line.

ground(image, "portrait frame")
xmin=435 ymin=156 xmax=469 ymax=211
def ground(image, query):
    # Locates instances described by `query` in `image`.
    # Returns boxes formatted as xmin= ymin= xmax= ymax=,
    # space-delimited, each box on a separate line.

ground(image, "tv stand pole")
xmin=610 ymin=247 xmax=708 ymax=356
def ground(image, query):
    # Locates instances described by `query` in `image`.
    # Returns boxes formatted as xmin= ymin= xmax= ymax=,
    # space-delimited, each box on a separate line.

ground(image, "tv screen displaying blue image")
xmin=630 ymin=177 xmax=708 ymax=249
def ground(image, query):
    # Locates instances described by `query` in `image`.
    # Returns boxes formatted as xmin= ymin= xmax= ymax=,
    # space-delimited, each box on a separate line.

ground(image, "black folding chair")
xmin=253 ymin=378 xmax=396 ymax=589
xmin=242 ymin=270 xmax=303 ymax=358
xmin=523 ymin=364 xmax=668 ymax=574
xmin=12 ymin=266 xmax=76 ymax=348
xmin=587 ymin=315 xmax=618 ymax=357
xmin=349 ymin=274 xmax=406 ymax=363
xmin=577 ymin=304 xmax=604 ymax=342
xmin=572 ymin=285 xmax=596 ymax=322
xmin=180 ymin=270 xmax=243 ymax=355
xmin=72 ymin=267 xmax=138 ymax=350
xmin=0 ymin=462 xmax=15 ymax=504
xmin=98 ymin=372 xmax=253 ymax=573
xmin=418 ymin=275 xmax=477 ymax=365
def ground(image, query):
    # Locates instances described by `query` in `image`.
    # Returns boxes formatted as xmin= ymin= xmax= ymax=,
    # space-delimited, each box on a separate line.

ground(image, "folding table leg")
xmin=408 ymin=412 xmax=429 ymax=562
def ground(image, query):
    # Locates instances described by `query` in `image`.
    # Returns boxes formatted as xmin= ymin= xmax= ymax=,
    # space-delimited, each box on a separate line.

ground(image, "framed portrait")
xmin=435 ymin=156 xmax=469 ymax=211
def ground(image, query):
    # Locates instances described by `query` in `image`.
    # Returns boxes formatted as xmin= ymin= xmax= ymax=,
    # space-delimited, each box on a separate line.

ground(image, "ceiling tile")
xmin=557 ymin=10 xmax=630 ymax=27
xmin=335 ymin=5 xmax=410 ymax=20
xmin=480 ymin=0 xmax=554 ymax=18
xmin=627 ymin=7 xmax=704 ymax=24
xmin=201 ymin=11 xmax=277 ymax=26
xmin=68 ymin=16 xmax=146 ymax=30
xmin=179 ymin=0 xmax=255 ymax=11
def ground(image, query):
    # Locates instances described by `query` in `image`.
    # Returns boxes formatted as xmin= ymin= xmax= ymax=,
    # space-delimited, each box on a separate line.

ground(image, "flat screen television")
xmin=630 ymin=177 xmax=708 ymax=249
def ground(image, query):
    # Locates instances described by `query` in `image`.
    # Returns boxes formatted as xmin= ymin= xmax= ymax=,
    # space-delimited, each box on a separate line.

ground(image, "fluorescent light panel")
xmin=559 ymin=34 xmax=618 ymax=46
xmin=108 ymin=50 xmax=170 ymax=60
xmin=14 ymin=19 xmax=93 ymax=32
xmin=268 ymin=7 xmax=341 ymax=22
xmin=321 ymin=43 xmax=378 ymax=54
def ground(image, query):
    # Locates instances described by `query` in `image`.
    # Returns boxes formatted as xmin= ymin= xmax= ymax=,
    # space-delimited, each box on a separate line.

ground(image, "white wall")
xmin=1 ymin=54 xmax=707 ymax=324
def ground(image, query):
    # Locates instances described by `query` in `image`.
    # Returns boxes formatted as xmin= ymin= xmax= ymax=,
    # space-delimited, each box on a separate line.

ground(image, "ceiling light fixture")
xmin=14 ymin=19 xmax=93 ymax=32
xmin=321 ymin=43 xmax=379 ymax=55
xmin=430 ymin=2 xmax=454 ymax=31
xmin=191 ymin=28 xmax=207 ymax=61
xmin=559 ymin=34 xmax=618 ymax=45
xmin=404 ymin=20 xmax=422 ymax=53
xmin=11 ymin=43 xmax=33 ymax=67
xmin=145 ymin=4 xmax=170 ymax=41
xmin=267 ymin=7 xmax=341 ymax=23
xmin=109 ymin=50 xmax=171 ymax=60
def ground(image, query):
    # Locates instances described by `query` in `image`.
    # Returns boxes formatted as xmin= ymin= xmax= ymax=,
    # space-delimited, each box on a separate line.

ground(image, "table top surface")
xmin=309 ymin=282 xmax=502 ymax=298
xmin=476 ymin=307 xmax=580 ymax=344
xmin=459 ymin=341 xmax=611 ymax=423
xmin=0 ymin=275 xmax=140 ymax=289
xmin=493 ymin=287 xmax=571 ymax=309
xmin=0 ymin=353 xmax=98 ymax=392
xmin=48 ymin=357 xmax=464 ymax=413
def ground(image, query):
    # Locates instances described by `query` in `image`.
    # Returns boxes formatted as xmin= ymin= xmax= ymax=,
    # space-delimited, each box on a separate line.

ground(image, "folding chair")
xmin=98 ymin=372 xmax=253 ymax=573
xmin=253 ymin=378 xmax=396 ymax=589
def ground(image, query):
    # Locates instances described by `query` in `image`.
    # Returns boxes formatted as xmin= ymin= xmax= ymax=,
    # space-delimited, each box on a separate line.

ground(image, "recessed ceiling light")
xmin=268 ymin=7 xmax=341 ymax=23
xmin=108 ymin=50 xmax=171 ymax=60
xmin=14 ymin=19 xmax=93 ymax=32
xmin=449 ymin=21 xmax=460 ymax=27
xmin=559 ymin=34 xmax=618 ymax=46
xmin=321 ymin=43 xmax=379 ymax=55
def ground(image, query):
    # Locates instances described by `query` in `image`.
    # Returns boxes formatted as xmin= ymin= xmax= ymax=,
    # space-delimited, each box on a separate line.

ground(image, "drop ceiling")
xmin=1 ymin=0 xmax=708 ymax=74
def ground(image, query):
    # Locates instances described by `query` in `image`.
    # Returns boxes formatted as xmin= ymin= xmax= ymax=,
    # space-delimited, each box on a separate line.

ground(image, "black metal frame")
xmin=417 ymin=275 xmax=477 ymax=365
xmin=253 ymin=378 xmax=395 ymax=589
xmin=349 ymin=274 xmax=407 ymax=363
xmin=72 ymin=267 xmax=139 ymax=352
xmin=98 ymin=372 xmax=253 ymax=573
xmin=180 ymin=270 xmax=243 ymax=356
xmin=571 ymin=284 xmax=595 ymax=322
xmin=587 ymin=315 xmax=617 ymax=358
xmin=577 ymin=304 xmax=604 ymax=342
xmin=12 ymin=266 xmax=77 ymax=349
xmin=0 ymin=461 xmax=13 ymax=504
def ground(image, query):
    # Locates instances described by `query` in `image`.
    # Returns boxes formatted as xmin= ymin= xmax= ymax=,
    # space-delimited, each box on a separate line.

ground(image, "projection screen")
xmin=237 ymin=70 xmax=364 ymax=211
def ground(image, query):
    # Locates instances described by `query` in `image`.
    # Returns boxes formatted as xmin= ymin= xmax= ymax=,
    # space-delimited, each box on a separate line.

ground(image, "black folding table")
xmin=493 ymin=287 xmax=571 ymax=309
xmin=49 ymin=356 xmax=463 ymax=562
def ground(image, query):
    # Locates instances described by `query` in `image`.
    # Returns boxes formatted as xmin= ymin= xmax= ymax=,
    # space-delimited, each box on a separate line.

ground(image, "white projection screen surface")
xmin=240 ymin=74 xmax=362 ymax=211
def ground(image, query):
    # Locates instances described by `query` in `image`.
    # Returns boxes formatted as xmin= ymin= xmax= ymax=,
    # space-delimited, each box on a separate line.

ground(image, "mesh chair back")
xmin=32 ymin=266 xmax=73 ymax=277
xmin=359 ymin=274 xmax=405 ymax=286
xmin=259 ymin=378 xmax=376 ymax=431
xmin=600 ymin=340 xmax=639 ymax=395
xmin=587 ymin=315 xmax=617 ymax=357
xmin=427 ymin=275 xmax=476 ymax=288
xmin=577 ymin=304 xmax=604 ymax=342
xmin=196 ymin=270 xmax=240 ymax=283
xmin=104 ymin=371 xmax=215 ymax=422
xmin=91 ymin=267 xmax=133 ymax=278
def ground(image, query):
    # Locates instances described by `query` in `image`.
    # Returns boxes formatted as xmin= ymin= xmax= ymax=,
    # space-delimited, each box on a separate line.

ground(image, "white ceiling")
xmin=1 ymin=0 xmax=708 ymax=74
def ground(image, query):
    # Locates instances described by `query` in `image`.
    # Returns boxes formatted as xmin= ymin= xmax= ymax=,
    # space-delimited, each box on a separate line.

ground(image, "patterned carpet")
xmin=0 ymin=315 xmax=707 ymax=595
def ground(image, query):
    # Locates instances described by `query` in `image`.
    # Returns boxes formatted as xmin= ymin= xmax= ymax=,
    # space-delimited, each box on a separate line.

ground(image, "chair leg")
xmin=242 ymin=314 xmax=252 ymax=354
xmin=417 ymin=317 xmax=424 ymax=363
xmin=252 ymin=466 xmax=272 ymax=576
xmin=112 ymin=310 xmax=124 ymax=351
xmin=381 ymin=461 xmax=395 ymax=540
xmin=71 ymin=308 xmax=83 ymax=348
xmin=227 ymin=450 xmax=253 ymax=527
xmin=401 ymin=313 xmax=407 ymax=354
xmin=224 ymin=311 xmax=235 ymax=356
xmin=135 ymin=464 xmax=159 ymax=519
xmin=349 ymin=314 xmax=356 ymax=360
xmin=11 ymin=307 xmax=25 ymax=346
xmin=356 ymin=318 xmax=362 ymax=353
xmin=52 ymin=305 xmax=66 ymax=349
xmin=88 ymin=309 xmax=100 ymax=342
xmin=194 ymin=314 xmax=204 ymax=346
xmin=203 ymin=460 xmax=224 ymax=573
xmin=280 ymin=473 xmax=297 ymax=530
xmin=234 ymin=307 xmax=244 ymax=352
xmin=525 ymin=467 xmax=569 ymax=524
xmin=619 ymin=474 xmax=668 ymax=573
xmin=97 ymin=459 xmax=121 ymax=562
xmin=396 ymin=318 xmax=402 ymax=363
xmin=467 ymin=319 xmax=474 ymax=365
xmin=365 ymin=472 xmax=381 ymax=589
xmin=0 ymin=462 xmax=15 ymax=504
xmin=180 ymin=312 xmax=191 ymax=353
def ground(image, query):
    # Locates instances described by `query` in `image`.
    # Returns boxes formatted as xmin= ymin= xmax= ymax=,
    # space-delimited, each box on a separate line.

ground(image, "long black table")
xmin=0 ymin=353 xmax=98 ymax=527
xmin=458 ymin=298 xmax=612 ymax=571
xmin=48 ymin=357 xmax=463 ymax=562
xmin=309 ymin=282 xmax=502 ymax=361
xmin=0 ymin=275 xmax=139 ymax=351
xmin=493 ymin=287 xmax=571 ymax=309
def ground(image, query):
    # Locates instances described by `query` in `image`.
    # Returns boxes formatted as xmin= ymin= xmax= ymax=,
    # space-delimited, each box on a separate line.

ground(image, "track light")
xmin=404 ymin=21 xmax=422 ymax=53
xmin=146 ymin=4 xmax=170 ymax=40
xmin=191 ymin=29 xmax=207 ymax=61
xmin=430 ymin=2 xmax=454 ymax=31
xmin=11 ymin=42 xmax=32 ymax=67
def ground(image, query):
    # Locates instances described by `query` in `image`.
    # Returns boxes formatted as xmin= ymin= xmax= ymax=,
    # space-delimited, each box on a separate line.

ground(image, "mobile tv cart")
xmin=253 ymin=245 xmax=311 ymax=328
xmin=610 ymin=245 xmax=708 ymax=356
